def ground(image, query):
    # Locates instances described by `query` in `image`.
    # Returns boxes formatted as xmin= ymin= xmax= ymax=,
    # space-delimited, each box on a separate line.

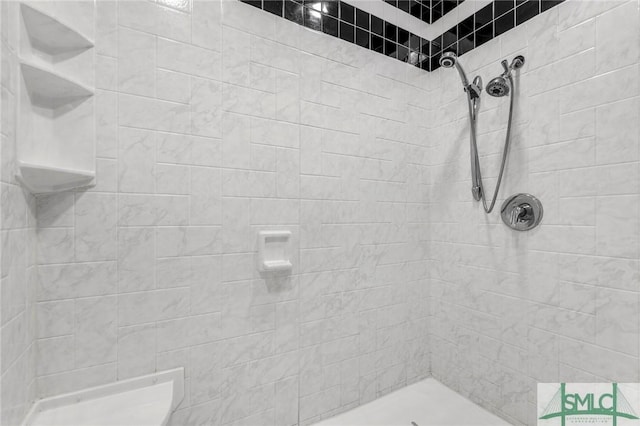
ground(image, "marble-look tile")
xmin=559 ymin=338 xmax=639 ymax=382
xmin=276 ymin=71 xmax=300 ymax=123
xmin=35 ymin=192 xmax=74 ymax=228
xmin=157 ymin=37 xmax=222 ymax=81
xmin=117 ymin=323 xmax=157 ymax=379
xmin=595 ymin=97 xmax=639 ymax=165
xmin=191 ymin=77 xmax=223 ymax=138
xmin=118 ymin=127 xmax=156 ymax=193
xmin=192 ymin=136 xmax=222 ymax=168
xmin=156 ymin=2 xmax=191 ymax=43
xmin=221 ymin=197 xmax=251 ymax=253
xmin=36 ymin=300 xmax=74 ymax=338
xmin=560 ymin=64 xmax=638 ymax=114
xmin=156 ymin=226 xmax=221 ymax=257
xmin=221 ymin=253 xmax=254 ymax=282
xmin=169 ymin=399 xmax=220 ymax=426
xmin=37 ymin=262 xmax=117 ymax=301
xmin=222 ymin=112 xmax=251 ymax=169
xmin=118 ymin=27 xmax=156 ymax=97
xmin=222 ymin=169 xmax=276 ymax=198
xmin=0 ymin=344 xmax=30 ymax=426
xmin=596 ymin=196 xmax=639 ymax=259
xmin=96 ymin=55 xmax=117 ymax=91
xmin=2 ymin=311 xmax=28 ymax=374
xmin=222 ymin=26 xmax=250 ymax=86
xmin=192 ymin=0 xmax=221 ymax=51
xmin=190 ymin=342 xmax=222 ymax=405
xmin=36 ymin=227 xmax=74 ymax=264
xmin=157 ymin=348 xmax=190 ymax=378
xmin=74 ymin=193 xmax=117 ymax=262
xmin=251 ymin=118 xmax=300 ymax=149
xmin=14 ymin=1 xmax=640 ymax=424
xmin=118 ymin=227 xmax=155 ymax=293
xmin=37 ymin=363 xmax=117 ymax=399
xmin=157 ymin=69 xmax=191 ymax=104
xmin=157 ymin=164 xmax=190 ymax=195
xmin=157 ymin=132 xmax=193 ymax=165
xmin=96 ymin=89 xmax=118 ymax=159
xmin=118 ymin=195 xmax=156 ymax=227
xmin=75 ymin=296 xmax=117 ymax=368
xmin=596 ymin=163 xmax=640 ymax=196
xmin=157 ymin=256 xmax=191 ymax=289
xmin=250 ymin=199 xmax=298 ymax=225
xmin=118 ymin=0 xmax=157 ymax=34
xmin=190 ymin=167 xmax=222 ymax=225
xmin=119 ymin=94 xmax=191 ymax=134
xmin=118 ymin=288 xmax=190 ymax=326
xmin=36 ymin=336 xmax=74 ymax=375
xmin=249 ymin=62 xmax=276 ymax=94
xmin=190 ymin=255 xmax=222 ymax=315
xmin=222 ymin=84 xmax=276 ymax=119
xmin=92 ymin=158 xmax=118 ymax=193
xmin=96 ymin=0 xmax=117 ymax=57
xmin=276 ymin=148 xmax=300 ymax=198
xmin=156 ymin=312 xmax=221 ymax=352
xmin=595 ymin=288 xmax=639 ymax=356
xmin=595 ymin=1 xmax=639 ymax=75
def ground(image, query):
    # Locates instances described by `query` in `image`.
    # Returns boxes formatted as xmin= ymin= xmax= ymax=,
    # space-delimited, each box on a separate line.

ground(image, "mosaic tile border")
xmin=430 ymin=0 xmax=565 ymax=70
xmin=384 ymin=0 xmax=465 ymax=25
xmin=241 ymin=0 xmax=565 ymax=72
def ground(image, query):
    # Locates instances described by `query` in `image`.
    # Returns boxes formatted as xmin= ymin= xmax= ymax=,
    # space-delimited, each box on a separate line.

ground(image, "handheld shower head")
xmin=467 ymin=75 xmax=483 ymax=99
xmin=486 ymin=55 xmax=525 ymax=97
xmin=486 ymin=76 xmax=510 ymax=97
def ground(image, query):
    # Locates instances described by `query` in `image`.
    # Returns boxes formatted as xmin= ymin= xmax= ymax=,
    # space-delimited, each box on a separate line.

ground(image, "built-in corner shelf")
xmin=17 ymin=0 xmax=96 ymax=195
xmin=20 ymin=62 xmax=93 ymax=108
xmin=21 ymin=3 xmax=94 ymax=55
xmin=17 ymin=162 xmax=95 ymax=194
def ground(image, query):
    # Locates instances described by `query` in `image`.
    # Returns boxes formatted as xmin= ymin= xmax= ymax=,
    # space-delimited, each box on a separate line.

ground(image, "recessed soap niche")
xmin=258 ymin=231 xmax=293 ymax=273
xmin=16 ymin=1 xmax=96 ymax=194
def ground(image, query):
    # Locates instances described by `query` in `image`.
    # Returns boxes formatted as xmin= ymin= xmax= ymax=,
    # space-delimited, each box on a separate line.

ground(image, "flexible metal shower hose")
xmin=466 ymin=73 xmax=515 ymax=214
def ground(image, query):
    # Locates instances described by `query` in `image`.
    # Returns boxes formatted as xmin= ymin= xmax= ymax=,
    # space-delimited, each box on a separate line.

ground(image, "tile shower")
xmin=0 ymin=0 xmax=638 ymax=425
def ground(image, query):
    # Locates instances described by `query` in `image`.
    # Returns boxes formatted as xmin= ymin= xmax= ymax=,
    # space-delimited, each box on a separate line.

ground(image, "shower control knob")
xmin=509 ymin=203 xmax=530 ymax=225
xmin=501 ymin=194 xmax=543 ymax=231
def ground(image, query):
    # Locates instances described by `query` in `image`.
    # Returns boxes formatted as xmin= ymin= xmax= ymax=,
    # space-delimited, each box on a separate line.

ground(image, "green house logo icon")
xmin=540 ymin=383 xmax=639 ymax=425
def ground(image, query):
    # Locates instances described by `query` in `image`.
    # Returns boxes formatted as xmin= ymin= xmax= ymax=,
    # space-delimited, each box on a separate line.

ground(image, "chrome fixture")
xmin=501 ymin=193 xmax=543 ymax=231
xmin=439 ymin=51 xmax=457 ymax=68
xmin=439 ymin=52 xmax=483 ymax=100
xmin=440 ymin=52 xmax=525 ymax=213
xmin=486 ymin=56 xmax=525 ymax=97
xmin=486 ymin=76 xmax=510 ymax=97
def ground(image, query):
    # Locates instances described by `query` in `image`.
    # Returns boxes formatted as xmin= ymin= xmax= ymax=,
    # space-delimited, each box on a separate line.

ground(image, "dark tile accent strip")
xmin=246 ymin=0 xmax=429 ymax=67
xmin=431 ymin=0 xmax=565 ymax=71
xmin=385 ymin=0 xmax=466 ymax=24
xmin=242 ymin=0 xmax=564 ymax=72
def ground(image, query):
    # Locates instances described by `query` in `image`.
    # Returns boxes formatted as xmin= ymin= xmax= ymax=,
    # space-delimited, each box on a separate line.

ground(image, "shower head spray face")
xmin=439 ymin=51 xmax=457 ymax=68
xmin=486 ymin=77 xmax=510 ymax=97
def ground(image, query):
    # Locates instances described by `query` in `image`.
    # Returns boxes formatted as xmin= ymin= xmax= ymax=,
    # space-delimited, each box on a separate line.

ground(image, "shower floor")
xmin=313 ymin=378 xmax=509 ymax=426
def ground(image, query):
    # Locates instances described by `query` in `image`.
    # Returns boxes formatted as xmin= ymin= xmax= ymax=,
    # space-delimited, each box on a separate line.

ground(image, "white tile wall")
xmin=16 ymin=1 xmax=430 ymax=425
xmin=429 ymin=0 xmax=640 ymax=424
xmin=1 ymin=1 xmax=38 ymax=425
xmin=3 ymin=1 xmax=640 ymax=425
